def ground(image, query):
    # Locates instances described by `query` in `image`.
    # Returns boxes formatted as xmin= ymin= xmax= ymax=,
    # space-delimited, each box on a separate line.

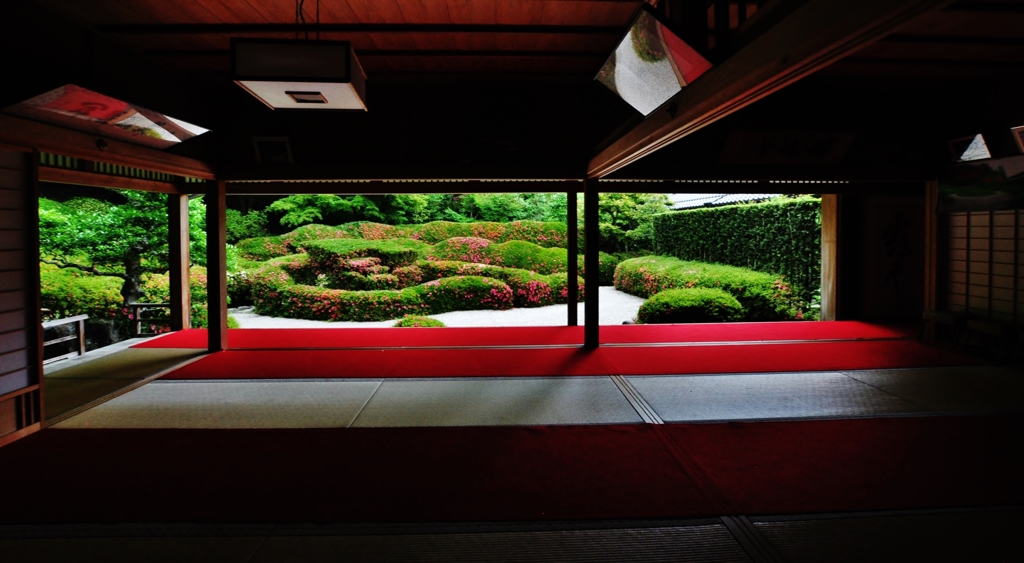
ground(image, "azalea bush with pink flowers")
xmin=247 ymin=261 xmax=516 ymax=321
xmin=234 ymin=220 xmax=569 ymax=262
xmin=426 ymin=237 xmax=619 ymax=283
xmin=236 ymin=225 xmax=616 ymax=322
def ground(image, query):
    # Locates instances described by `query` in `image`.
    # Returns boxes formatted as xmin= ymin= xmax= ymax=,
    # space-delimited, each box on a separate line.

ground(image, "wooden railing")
xmin=41 ymin=314 xmax=88 ymax=365
xmin=127 ymin=303 xmax=171 ymax=337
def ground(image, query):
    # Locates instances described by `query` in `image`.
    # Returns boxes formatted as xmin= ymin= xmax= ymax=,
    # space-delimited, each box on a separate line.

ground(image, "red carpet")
xmin=3 ymin=416 xmax=1019 ymax=523
xmin=133 ymin=322 xmax=915 ymax=349
xmin=161 ymin=339 xmax=973 ymax=379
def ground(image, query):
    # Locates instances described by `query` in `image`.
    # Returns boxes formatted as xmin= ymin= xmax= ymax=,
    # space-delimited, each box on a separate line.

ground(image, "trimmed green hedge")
xmin=248 ymin=263 xmax=516 ymax=322
xmin=412 ymin=220 xmax=567 ymax=248
xmin=235 ymin=219 xmax=569 ymax=261
xmin=245 ymin=253 xmax=587 ymax=321
xmin=302 ymin=238 xmax=431 ymax=270
xmin=652 ymin=196 xmax=820 ymax=297
xmin=235 ymin=235 xmax=290 ymax=261
xmin=415 ymin=260 xmax=584 ymax=307
xmin=394 ymin=315 xmax=446 ymax=327
xmin=614 ymin=256 xmax=808 ymax=321
xmin=638 ymin=288 xmax=743 ymax=324
xmin=410 ymin=275 xmax=514 ymax=314
xmin=427 ymin=237 xmax=619 ymax=284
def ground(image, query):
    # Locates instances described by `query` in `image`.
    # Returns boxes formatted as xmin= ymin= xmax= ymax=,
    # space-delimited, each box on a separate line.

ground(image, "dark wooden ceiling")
xmin=32 ymin=0 xmax=1024 ymax=81
xmin=36 ymin=0 xmax=644 ymax=78
xmin=7 ymin=0 xmax=1024 ymax=180
xmin=824 ymin=0 xmax=1024 ymax=80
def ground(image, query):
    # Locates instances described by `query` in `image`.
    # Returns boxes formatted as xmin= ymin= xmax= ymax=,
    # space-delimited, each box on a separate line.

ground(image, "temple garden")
xmin=39 ymin=191 xmax=821 ymax=348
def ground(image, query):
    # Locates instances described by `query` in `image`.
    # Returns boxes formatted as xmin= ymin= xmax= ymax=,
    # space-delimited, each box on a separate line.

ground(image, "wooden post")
xmin=206 ymin=181 xmax=228 ymax=352
xmin=168 ymin=193 xmax=191 ymax=331
xmin=923 ymin=181 xmax=939 ymax=314
xmin=584 ymin=180 xmax=600 ymax=348
xmin=820 ymin=193 xmax=839 ymax=321
xmin=28 ymin=149 xmax=44 ymax=424
xmin=567 ymin=188 xmax=579 ymax=326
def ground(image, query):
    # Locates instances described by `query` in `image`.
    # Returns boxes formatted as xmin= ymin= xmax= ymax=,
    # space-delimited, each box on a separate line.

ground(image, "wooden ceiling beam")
xmin=146 ymin=49 xmax=610 ymax=59
xmin=217 ymin=180 xmax=585 ymax=195
xmin=38 ymin=167 xmax=182 ymax=194
xmin=0 ymin=115 xmax=216 ymax=180
xmin=96 ymin=23 xmax=626 ymax=35
xmin=881 ymin=34 xmax=1024 ymax=46
xmin=587 ymin=0 xmax=956 ymax=178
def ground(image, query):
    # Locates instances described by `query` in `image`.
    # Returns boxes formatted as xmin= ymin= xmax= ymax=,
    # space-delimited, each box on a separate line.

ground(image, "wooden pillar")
xmin=168 ymin=193 xmax=191 ymax=331
xmin=923 ymin=181 xmax=939 ymax=313
xmin=820 ymin=193 xmax=839 ymax=321
xmin=0 ymin=146 xmax=43 ymax=446
xmin=206 ymin=181 xmax=227 ymax=352
xmin=567 ymin=188 xmax=579 ymax=326
xmin=584 ymin=180 xmax=600 ymax=348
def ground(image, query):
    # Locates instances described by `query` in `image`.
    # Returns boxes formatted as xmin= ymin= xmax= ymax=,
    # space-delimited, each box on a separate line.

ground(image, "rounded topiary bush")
xmin=615 ymin=256 xmax=804 ymax=321
xmin=280 ymin=224 xmax=348 ymax=252
xmin=235 ymin=235 xmax=290 ymax=261
xmin=637 ymin=288 xmax=743 ymax=324
xmin=303 ymin=238 xmax=430 ymax=270
xmin=393 ymin=315 xmax=446 ymax=327
xmin=413 ymin=275 xmax=514 ymax=314
xmin=411 ymin=220 xmax=567 ymax=248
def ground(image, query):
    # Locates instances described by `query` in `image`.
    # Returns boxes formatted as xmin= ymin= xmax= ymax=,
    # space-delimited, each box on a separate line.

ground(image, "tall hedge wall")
xmin=652 ymin=196 xmax=821 ymax=296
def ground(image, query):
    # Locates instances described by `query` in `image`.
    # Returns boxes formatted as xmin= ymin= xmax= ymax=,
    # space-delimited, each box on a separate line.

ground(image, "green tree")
xmin=39 ymin=191 xmax=206 ymax=305
xmin=266 ymin=194 xmax=385 ymax=228
xmin=593 ymin=193 xmax=671 ymax=252
xmin=225 ymin=208 xmax=268 ymax=243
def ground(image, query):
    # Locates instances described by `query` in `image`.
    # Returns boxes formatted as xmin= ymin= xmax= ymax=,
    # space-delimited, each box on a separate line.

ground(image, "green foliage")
xmin=652 ymin=196 xmax=821 ymax=297
xmin=279 ymin=223 xmax=353 ymax=251
xmin=444 ymin=193 xmax=569 ymax=223
xmin=412 ymin=276 xmax=514 ymax=314
xmin=427 ymin=238 xmax=618 ymax=284
xmin=267 ymin=194 xmax=385 ymax=228
xmin=581 ymin=193 xmax=671 ymax=253
xmin=427 ymin=238 xmax=565 ymax=274
xmin=303 ymin=238 xmax=431 ymax=270
xmin=246 ymin=259 xmax=560 ymax=321
xmin=235 ymin=235 xmax=290 ymax=261
xmin=40 ymin=264 xmax=123 ymax=322
xmin=412 ymin=221 xmax=567 ymax=248
xmin=233 ymin=219 xmax=569 ymax=264
xmin=188 ymin=197 xmax=207 ymax=268
xmin=614 ymin=256 xmax=807 ymax=321
xmin=637 ymin=288 xmax=744 ymax=324
xmin=41 ymin=263 xmax=214 ymax=337
xmin=39 ymin=192 xmax=208 ymax=306
xmin=394 ymin=315 xmax=446 ymax=328
xmin=415 ymin=260 xmax=584 ymax=307
xmin=225 ymin=208 xmax=269 ymax=244
xmin=188 ymin=267 xmax=210 ymax=328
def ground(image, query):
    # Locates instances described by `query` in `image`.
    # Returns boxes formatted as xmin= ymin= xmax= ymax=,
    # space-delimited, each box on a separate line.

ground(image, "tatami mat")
xmin=627 ymin=372 xmax=924 ymax=422
xmin=56 ymin=364 xmax=1024 ymax=428
xmin=53 ymin=380 xmax=382 ymax=429
xmin=43 ymin=348 xmax=206 ymax=421
xmin=350 ymin=377 xmax=643 ymax=427
xmin=45 ymin=348 xmax=206 ymax=380
xmin=842 ymin=366 xmax=1024 ymax=414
